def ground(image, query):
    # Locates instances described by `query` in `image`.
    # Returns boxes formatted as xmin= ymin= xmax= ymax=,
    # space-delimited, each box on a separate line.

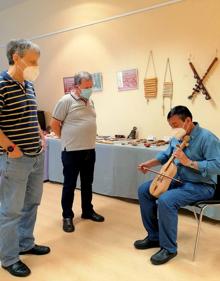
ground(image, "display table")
xmin=46 ymin=137 xmax=220 ymax=221
xmin=46 ymin=137 xmax=164 ymax=199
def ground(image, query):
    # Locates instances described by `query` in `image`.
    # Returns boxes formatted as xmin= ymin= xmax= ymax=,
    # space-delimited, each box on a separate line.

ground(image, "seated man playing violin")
xmin=134 ymin=105 xmax=220 ymax=265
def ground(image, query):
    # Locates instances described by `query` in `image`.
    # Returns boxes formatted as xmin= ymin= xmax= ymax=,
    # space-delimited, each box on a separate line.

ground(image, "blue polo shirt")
xmin=0 ymin=70 xmax=41 ymax=155
xmin=155 ymin=123 xmax=220 ymax=184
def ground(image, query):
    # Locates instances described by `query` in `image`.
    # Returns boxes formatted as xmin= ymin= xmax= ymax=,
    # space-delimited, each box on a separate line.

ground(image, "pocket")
xmin=4 ymin=156 xmax=28 ymax=181
xmin=7 ymin=155 xmax=24 ymax=160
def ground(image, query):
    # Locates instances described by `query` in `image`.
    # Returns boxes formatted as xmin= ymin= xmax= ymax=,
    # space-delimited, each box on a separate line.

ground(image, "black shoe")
xmin=134 ymin=237 xmax=160 ymax=249
xmin=19 ymin=244 xmax=51 ymax=255
xmin=81 ymin=211 xmax=105 ymax=222
xmin=150 ymin=248 xmax=177 ymax=265
xmin=2 ymin=260 xmax=31 ymax=277
xmin=63 ymin=218 xmax=75 ymax=232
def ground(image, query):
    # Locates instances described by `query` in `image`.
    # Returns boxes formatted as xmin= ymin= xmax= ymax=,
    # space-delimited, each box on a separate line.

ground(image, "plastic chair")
xmin=190 ymin=175 xmax=220 ymax=261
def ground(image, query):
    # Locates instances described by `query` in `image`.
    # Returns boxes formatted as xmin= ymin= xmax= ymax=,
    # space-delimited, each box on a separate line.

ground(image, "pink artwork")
xmin=117 ymin=68 xmax=138 ymax=91
xmin=63 ymin=76 xmax=75 ymax=94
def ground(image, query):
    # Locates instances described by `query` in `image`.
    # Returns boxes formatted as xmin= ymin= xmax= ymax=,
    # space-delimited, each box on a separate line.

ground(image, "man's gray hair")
xmin=74 ymin=71 xmax=93 ymax=86
xmin=6 ymin=39 xmax=40 ymax=65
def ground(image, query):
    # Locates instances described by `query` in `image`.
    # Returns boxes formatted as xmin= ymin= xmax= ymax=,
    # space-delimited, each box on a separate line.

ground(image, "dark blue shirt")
xmin=0 ymin=70 xmax=41 ymax=155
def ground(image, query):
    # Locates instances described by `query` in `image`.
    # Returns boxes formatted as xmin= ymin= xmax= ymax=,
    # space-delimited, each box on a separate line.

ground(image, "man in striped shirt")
xmin=0 ymin=39 xmax=50 ymax=277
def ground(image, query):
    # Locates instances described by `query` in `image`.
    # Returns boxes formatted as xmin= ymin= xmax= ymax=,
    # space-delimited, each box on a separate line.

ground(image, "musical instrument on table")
xmin=148 ymin=135 xmax=190 ymax=198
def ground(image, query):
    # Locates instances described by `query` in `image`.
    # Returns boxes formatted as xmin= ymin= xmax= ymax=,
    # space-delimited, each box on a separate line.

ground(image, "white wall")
xmin=0 ymin=0 xmax=220 ymax=138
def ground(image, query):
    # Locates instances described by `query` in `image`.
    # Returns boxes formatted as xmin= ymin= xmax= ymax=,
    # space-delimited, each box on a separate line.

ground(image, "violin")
xmin=148 ymin=135 xmax=190 ymax=198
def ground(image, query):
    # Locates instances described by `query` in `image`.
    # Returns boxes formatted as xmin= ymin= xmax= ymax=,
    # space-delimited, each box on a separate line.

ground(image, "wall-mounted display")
xmin=162 ymin=58 xmax=173 ymax=115
xmin=63 ymin=76 xmax=75 ymax=94
xmin=144 ymin=51 xmax=158 ymax=101
xmin=92 ymin=72 xmax=103 ymax=92
xmin=117 ymin=68 xmax=138 ymax=91
xmin=188 ymin=56 xmax=218 ymax=100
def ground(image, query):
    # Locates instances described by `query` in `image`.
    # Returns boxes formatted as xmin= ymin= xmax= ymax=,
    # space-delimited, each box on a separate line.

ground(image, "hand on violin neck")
xmin=173 ymin=148 xmax=190 ymax=166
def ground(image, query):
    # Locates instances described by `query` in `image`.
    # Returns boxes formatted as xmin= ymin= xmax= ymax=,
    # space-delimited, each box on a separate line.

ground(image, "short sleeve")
xmin=52 ymin=96 xmax=71 ymax=122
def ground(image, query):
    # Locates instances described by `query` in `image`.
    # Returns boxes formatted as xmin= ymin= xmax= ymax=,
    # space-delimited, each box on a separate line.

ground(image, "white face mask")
xmin=170 ymin=117 xmax=191 ymax=140
xmin=19 ymin=59 xmax=40 ymax=81
xmin=172 ymin=127 xmax=186 ymax=140
xmin=23 ymin=65 xmax=40 ymax=81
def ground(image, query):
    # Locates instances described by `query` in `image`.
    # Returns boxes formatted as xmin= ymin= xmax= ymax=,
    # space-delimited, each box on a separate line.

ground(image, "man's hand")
xmin=138 ymin=162 xmax=151 ymax=174
xmin=8 ymin=146 xmax=23 ymax=159
xmin=173 ymin=148 xmax=190 ymax=166
xmin=38 ymin=125 xmax=46 ymax=151
xmin=40 ymin=134 xmax=46 ymax=150
xmin=138 ymin=159 xmax=162 ymax=174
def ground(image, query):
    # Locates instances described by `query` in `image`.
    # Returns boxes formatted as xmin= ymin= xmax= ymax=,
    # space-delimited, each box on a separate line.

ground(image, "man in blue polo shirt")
xmin=0 ymin=39 xmax=50 ymax=277
xmin=134 ymin=105 xmax=220 ymax=265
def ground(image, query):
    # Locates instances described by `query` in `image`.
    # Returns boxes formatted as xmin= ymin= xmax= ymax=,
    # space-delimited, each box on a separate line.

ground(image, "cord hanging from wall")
xmin=144 ymin=50 xmax=158 ymax=102
xmin=162 ymin=58 xmax=173 ymax=116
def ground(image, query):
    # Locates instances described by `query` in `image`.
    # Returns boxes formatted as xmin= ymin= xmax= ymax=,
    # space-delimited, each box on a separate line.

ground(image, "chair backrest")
xmin=213 ymin=175 xmax=220 ymax=200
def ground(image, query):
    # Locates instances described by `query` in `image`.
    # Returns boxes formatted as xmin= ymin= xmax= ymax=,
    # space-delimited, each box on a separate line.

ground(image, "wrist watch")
xmin=7 ymin=144 xmax=16 ymax=153
xmin=189 ymin=160 xmax=195 ymax=168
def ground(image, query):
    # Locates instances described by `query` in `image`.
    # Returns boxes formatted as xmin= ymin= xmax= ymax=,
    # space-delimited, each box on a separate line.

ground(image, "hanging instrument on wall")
xmin=188 ymin=56 xmax=218 ymax=100
xmin=148 ymin=135 xmax=190 ymax=198
xmin=162 ymin=58 xmax=173 ymax=116
xmin=144 ymin=51 xmax=158 ymax=102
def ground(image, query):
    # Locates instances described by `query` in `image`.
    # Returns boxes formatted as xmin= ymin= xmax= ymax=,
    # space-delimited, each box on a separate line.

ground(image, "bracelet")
xmin=189 ymin=160 xmax=194 ymax=168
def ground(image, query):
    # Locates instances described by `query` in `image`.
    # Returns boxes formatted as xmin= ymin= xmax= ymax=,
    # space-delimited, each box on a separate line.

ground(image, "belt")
xmin=24 ymin=147 xmax=43 ymax=158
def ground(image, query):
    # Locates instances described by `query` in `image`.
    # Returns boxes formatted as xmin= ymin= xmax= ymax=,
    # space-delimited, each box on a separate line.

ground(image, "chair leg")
xmin=192 ymin=205 xmax=207 ymax=261
xmin=193 ymin=207 xmax=199 ymax=223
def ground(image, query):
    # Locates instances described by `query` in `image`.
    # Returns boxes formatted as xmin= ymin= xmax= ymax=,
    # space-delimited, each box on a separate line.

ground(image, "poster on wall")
xmin=63 ymin=76 xmax=75 ymax=94
xmin=92 ymin=72 xmax=103 ymax=92
xmin=117 ymin=68 xmax=138 ymax=91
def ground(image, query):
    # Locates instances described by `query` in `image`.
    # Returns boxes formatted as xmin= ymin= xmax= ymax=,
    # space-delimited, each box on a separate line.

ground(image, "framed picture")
xmin=117 ymin=68 xmax=138 ymax=91
xmin=92 ymin=72 xmax=103 ymax=92
xmin=63 ymin=76 xmax=75 ymax=94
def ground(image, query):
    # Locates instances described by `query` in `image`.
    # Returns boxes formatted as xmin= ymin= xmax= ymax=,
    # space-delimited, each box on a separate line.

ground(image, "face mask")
xmin=172 ymin=128 xmax=186 ymax=140
xmin=20 ymin=59 xmax=40 ymax=81
xmin=80 ymin=88 xmax=92 ymax=100
xmin=23 ymin=66 xmax=40 ymax=81
xmin=171 ymin=117 xmax=191 ymax=140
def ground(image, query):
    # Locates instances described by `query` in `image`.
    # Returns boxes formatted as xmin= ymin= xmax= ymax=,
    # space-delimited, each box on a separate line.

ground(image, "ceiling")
xmin=0 ymin=0 xmax=182 ymax=12
xmin=0 ymin=0 xmax=27 ymax=11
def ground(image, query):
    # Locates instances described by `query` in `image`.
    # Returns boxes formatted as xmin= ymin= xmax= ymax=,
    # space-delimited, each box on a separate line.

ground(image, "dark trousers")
xmin=61 ymin=149 xmax=95 ymax=218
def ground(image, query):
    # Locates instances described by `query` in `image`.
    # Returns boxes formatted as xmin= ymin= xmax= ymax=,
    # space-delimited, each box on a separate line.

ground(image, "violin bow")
xmin=142 ymin=167 xmax=182 ymax=184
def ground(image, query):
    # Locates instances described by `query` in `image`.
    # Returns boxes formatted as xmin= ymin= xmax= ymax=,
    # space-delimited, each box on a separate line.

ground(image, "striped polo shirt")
xmin=0 ymin=70 xmax=41 ymax=155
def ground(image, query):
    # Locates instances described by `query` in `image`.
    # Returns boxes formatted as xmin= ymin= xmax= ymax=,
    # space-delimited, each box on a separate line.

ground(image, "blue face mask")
xmin=80 ymin=88 xmax=92 ymax=100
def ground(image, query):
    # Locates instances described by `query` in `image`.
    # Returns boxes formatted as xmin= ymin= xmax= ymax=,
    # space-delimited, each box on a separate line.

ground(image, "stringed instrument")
xmin=149 ymin=135 xmax=190 ymax=198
